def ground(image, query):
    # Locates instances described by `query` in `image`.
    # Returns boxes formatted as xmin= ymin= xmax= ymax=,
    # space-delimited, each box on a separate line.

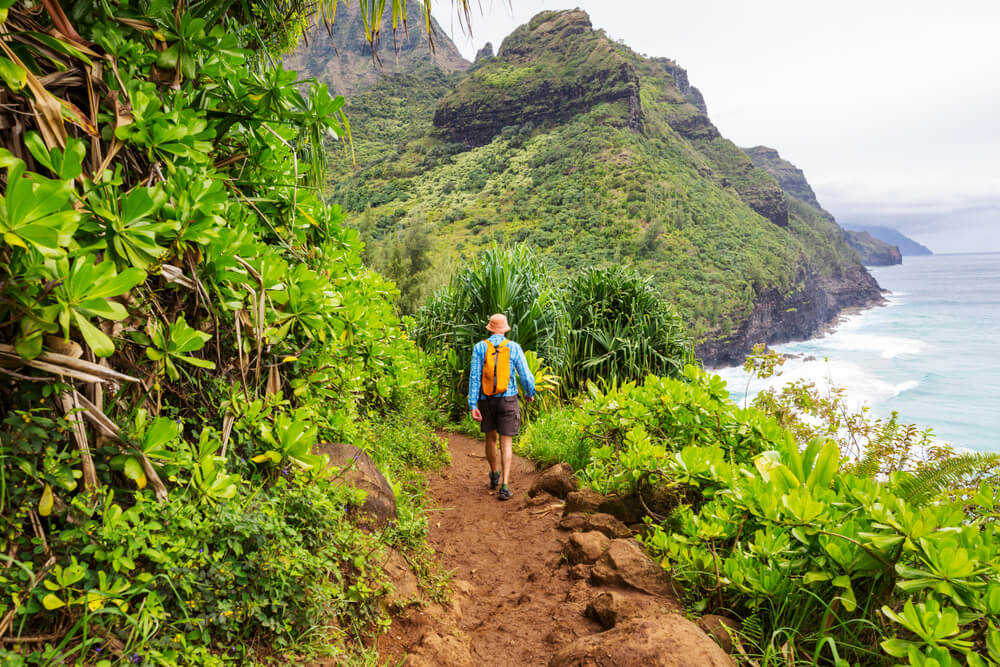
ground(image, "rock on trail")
xmin=376 ymin=433 xmax=734 ymax=666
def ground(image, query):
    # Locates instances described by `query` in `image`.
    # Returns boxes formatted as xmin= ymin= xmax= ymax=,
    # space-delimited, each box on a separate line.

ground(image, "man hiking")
xmin=469 ymin=313 xmax=536 ymax=501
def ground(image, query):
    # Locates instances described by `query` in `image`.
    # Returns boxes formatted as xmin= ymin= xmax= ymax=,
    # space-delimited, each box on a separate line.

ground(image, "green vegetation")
xmin=330 ymin=10 xmax=875 ymax=358
xmin=564 ymin=267 xmax=693 ymax=391
xmin=517 ymin=350 xmax=1000 ymax=666
xmin=413 ymin=246 xmax=694 ymax=417
xmin=0 ymin=1 xmax=453 ymax=663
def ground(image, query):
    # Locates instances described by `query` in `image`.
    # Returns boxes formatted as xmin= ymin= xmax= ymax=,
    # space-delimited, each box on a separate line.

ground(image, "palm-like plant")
xmin=563 ymin=266 xmax=692 ymax=391
xmin=413 ymin=245 xmax=567 ymax=415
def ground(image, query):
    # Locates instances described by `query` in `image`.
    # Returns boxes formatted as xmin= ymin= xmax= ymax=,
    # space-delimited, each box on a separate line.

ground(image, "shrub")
xmin=563 ymin=266 xmax=693 ymax=391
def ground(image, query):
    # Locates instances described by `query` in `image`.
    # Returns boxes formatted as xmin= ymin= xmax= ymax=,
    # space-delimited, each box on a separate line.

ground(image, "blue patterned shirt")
xmin=468 ymin=334 xmax=536 ymax=410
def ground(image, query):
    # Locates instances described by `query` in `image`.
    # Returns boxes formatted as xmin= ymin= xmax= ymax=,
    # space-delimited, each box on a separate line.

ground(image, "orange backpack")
xmin=482 ymin=340 xmax=511 ymax=396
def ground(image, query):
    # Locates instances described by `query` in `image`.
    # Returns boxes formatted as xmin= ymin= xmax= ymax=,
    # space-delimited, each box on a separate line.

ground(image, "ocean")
xmin=715 ymin=252 xmax=1000 ymax=453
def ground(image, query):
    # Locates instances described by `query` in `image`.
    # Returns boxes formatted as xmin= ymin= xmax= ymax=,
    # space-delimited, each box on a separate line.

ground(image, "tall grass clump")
xmin=414 ymin=245 xmax=567 ymax=415
xmin=563 ymin=267 xmax=693 ymax=391
xmin=517 ymin=405 xmax=591 ymax=471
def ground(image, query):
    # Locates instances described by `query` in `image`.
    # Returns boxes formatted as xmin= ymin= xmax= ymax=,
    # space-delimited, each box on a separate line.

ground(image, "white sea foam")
xmin=722 ymin=357 xmax=922 ymax=414
xmin=819 ymin=332 xmax=927 ymax=359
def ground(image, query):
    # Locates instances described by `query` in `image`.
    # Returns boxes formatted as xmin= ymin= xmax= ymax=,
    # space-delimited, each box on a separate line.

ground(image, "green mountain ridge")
xmin=316 ymin=9 xmax=884 ymax=365
xmin=743 ymin=146 xmax=902 ymax=266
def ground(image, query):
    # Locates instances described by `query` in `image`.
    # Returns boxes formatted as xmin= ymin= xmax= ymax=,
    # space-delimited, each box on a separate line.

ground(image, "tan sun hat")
xmin=486 ymin=313 xmax=511 ymax=334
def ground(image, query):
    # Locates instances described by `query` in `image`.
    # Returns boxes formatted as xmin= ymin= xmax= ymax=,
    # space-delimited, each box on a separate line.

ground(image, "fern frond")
xmin=894 ymin=452 xmax=1000 ymax=506
xmin=850 ymin=450 xmax=883 ymax=479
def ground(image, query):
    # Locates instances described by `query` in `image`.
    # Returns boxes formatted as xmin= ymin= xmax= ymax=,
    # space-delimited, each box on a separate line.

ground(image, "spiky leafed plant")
xmin=563 ymin=266 xmax=692 ymax=391
xmin=413 ymin=245 xmax=567 ymax=415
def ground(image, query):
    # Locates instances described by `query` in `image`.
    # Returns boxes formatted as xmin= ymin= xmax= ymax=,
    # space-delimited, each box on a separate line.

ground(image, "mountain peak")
xmin=284 ymin=3 xmax=469 ymax=97
xmin=433 ymin=9 xmax=641 ymax=146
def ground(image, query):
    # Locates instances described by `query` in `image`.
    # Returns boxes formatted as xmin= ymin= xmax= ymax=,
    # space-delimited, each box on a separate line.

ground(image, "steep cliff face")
xmin=743 ymin=146 xmax=825 ymax=211
xmin=699 ymin=264 xmax=883 ymax=366
xmin=845 ymin=231 xmax=902 ymax=266
xmin=283 ymin=3 xmax=469 ymax=98
xmin=744 ymin=145 xmax=902 ymax=267
xmin=433 ymin=11 xmax=642 ymax=146
xmin=329 ymin=9 xmax=884 ymax=366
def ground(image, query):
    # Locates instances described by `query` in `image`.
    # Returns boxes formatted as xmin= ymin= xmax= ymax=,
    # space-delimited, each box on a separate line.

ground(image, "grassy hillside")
xmin=329 ymin=10 xmax=881 ymax=363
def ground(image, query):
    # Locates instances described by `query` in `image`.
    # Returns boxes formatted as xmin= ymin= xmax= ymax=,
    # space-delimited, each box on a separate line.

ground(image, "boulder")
xmin=589 ymin=539 xmax=675 ymax=598
xmin=564 ymin=531 xmax=611 ymax=565
xmin=383 ymin=549 xmax=419 ymax=608
xmin=549 ymin=615 xmax=735 ymax=667
xmin=697 ymin=614 xmax=742 ymax=654
xmin=583 ymin=513 xmax=632 ymax=539
xmin=596 ymin=494 xmax=645 ymax=524
xmin=558 ymin=513 xmax=589 ymax=531
xmin=585 ymin=590 xmax=677 ymax=629
xmin=317 ymin=443 xmax=396 ymax=530
xmin=564 ymin=489 xmax=645 ymax=524
xmin=530 ymin=463 xmax=579 ymax=498
xmin=564 ymin=489 xmax=605 ymax=514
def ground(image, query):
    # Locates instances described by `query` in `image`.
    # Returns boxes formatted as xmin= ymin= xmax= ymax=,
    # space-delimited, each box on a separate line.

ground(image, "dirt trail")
xmin=377 ymin=432 xmax=603 ymax=665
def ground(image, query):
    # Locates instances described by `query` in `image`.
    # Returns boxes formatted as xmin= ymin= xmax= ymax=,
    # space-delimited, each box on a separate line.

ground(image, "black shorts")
xmin=478 ymin=396 xmax=521 ymax=436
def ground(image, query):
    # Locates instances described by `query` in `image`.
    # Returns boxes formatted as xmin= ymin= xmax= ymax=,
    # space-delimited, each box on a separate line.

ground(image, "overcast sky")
xmin=432 ymin=0 xmax=1000 ymax=253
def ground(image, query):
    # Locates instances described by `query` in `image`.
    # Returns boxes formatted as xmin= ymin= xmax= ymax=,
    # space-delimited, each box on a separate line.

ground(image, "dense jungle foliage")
xmin=0 ymin=0 xmax=462 ymax=664
xmin=518 ymin=352 xmax=1000 ymax=666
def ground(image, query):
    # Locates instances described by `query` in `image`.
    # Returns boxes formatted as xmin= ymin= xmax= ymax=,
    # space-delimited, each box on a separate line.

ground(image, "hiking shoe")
xmin=498 ymin=485 xmax=513 ymax=501
xmin=489 ymin=471 xmax=501 ymax=489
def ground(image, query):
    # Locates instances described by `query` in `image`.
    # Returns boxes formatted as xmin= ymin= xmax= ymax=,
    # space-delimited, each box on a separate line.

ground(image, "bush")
xmin=563 ymin=266 xmax=693 ymax=391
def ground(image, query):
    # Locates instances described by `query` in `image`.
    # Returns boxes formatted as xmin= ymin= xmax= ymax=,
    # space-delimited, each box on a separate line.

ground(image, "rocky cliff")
xmin=744 ymin=145 xmax=901 ymax=266
xmin=844 ymin=225 xmax=933 ymax=256
xmin=845 ymin=231 xmax=902 ymax=266
xmin=284 ymin=2 xmax=469 ymax=98
xmin=327 ymin=9 xmax=885 ymax=366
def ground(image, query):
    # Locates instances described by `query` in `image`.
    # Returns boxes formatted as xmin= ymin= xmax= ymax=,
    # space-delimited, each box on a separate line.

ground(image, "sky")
xmin=430 ymin=0 xmax=1000 ymax=253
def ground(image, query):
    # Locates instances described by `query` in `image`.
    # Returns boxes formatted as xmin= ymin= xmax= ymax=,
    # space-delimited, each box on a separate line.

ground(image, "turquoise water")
xmin=716 ymin=253 xmax=1000 ymax=452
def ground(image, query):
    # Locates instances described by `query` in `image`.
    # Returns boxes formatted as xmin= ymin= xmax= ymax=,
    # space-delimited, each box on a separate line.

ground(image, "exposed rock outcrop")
xmin=846 ymin=230 xmax=903 ymax=266
xmin=530 ymin=462 xmax=579 ymax=499
xmin=433 ymin=10 xmax=642 ymax=146
xmin=284 ymin=2 xmax=469 ymax=97
xmin=698 ymin=263 xmax=883 ymax=367
xmin=549 ymin=615 xmax=735 ymax=667
xmin=317 ymin=442 xmax=397 ymax=530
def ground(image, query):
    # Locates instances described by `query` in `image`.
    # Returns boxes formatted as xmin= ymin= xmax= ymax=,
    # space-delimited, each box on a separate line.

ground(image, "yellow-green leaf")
xmin=42 ymin=593 xmax=65 ymax=610
xmin=39 ymin=483 xmax=54 ymax=516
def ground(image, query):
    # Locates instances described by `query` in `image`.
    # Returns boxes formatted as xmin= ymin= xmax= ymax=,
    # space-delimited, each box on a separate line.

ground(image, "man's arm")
xmin=513 ymin=343 xmax=536 ymax=399
xmin=468 ymin=342 xmax=484 ymax=417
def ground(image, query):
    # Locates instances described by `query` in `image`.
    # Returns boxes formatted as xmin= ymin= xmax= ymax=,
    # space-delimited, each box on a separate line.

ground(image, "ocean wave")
xmin=722 ymin=358 xmax=922 ymax=413
xmin=820 ymin=333 xmax=928 ymax=359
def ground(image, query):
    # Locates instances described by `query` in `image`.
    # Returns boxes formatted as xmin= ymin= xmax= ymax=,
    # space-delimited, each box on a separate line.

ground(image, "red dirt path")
xmin=376 ymin=431 xmax=602 ymax=665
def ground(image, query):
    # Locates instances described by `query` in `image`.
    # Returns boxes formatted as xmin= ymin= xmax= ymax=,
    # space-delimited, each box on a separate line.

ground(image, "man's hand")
xmin=471 ymin=407 xmax=483 ymax=422
xmin=527 ymin=395 xmax=535 ymax=403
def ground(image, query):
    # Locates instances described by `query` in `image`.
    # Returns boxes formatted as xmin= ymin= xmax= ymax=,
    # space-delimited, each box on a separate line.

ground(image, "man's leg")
xmin=485 ymin=430 xmax=499 ymax=475
xmin=499 ymin=434 xmax=514 ymax=486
